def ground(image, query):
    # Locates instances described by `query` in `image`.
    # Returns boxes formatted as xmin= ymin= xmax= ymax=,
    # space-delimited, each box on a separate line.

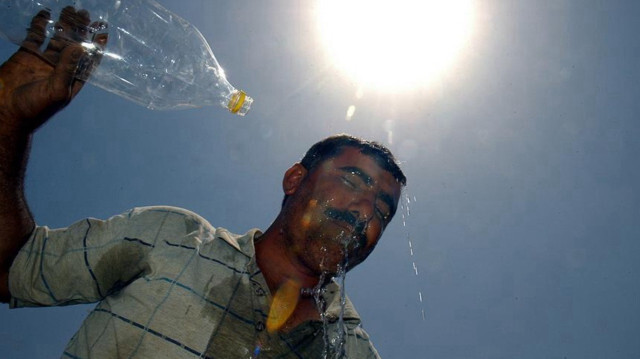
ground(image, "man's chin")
xmin=319 ymin=228 xmax=364 ymax=252
xmin=317 ymin=254 xmax=363 ymax=276
xmin=315 ymin=257 xmax=346 ymax=276
xmin=305 ymin=235 xmax=365 ymax=275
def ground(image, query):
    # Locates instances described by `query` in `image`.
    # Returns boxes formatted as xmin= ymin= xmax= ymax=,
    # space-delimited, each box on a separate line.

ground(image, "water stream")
xmin=401 ymin=193 xmax=426 ymax=321
xmin=311 ymin=233 xmax=353 ymax=358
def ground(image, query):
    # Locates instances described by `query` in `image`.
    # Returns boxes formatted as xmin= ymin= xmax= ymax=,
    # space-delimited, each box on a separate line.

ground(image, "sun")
xmin=315 ymin=0 xmax=475 ymax=92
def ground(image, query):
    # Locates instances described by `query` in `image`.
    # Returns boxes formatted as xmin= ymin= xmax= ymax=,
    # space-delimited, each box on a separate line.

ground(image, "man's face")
xmin=282 ymin=147 xmax=402 ymax=276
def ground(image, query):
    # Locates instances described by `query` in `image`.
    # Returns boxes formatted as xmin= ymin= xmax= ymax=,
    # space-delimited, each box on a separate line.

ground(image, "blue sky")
xmin=1 ymin=0 xmax=639 ymax=358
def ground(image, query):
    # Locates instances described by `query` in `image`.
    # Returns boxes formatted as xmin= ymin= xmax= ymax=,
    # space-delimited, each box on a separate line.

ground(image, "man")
xmin=0 ymin=8 xmax=406 ymax=359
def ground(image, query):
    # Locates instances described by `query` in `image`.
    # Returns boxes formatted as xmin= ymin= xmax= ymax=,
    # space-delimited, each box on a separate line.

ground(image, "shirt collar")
xmin=323 ymin=280 xmax=361 ymax=322
xmin=214 ymin=227 xmax=361 ymax=322
xmin=214 ymin=227 xmax=262 ymax=257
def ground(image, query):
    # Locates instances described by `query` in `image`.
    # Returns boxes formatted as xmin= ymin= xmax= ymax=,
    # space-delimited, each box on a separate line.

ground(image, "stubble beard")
xmin=299 ymin=225 xmax=367 ymax=277
xmin=283 ymin=198 xmax=368 ymax=277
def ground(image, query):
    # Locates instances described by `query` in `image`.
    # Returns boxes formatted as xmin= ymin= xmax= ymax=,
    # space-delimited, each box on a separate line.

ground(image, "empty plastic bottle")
xmin=0 ymin=0 xmax=253 ymax=115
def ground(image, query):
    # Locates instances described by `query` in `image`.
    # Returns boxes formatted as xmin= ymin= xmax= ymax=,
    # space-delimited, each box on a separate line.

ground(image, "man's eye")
xmin=375 ymin=200 xmax=391 ymax=223
xmin=342 ymin=176 xmax=357 ymax=188
xmin=375 ymin=208 xmax=390 ymax=223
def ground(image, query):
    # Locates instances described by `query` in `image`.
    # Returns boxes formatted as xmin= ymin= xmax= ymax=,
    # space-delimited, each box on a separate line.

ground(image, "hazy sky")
xmin=1 ymin=1 xmax=639 ymax=358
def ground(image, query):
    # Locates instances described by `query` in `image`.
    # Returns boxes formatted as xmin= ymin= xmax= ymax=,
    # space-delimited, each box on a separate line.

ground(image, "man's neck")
xmin=254 ymin=220 xmax=328 ymax=331
xmin=254 ymin=221 xmax=322 ymax=294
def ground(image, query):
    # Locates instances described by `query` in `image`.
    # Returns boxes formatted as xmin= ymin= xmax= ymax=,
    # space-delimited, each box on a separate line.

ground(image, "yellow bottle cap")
xmin=227 ymin=90 xmax=247 ymax=114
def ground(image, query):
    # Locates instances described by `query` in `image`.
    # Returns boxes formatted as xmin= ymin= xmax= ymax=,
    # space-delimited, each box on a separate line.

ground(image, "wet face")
xmin=282 ymin=147 xmax=402 ymax=276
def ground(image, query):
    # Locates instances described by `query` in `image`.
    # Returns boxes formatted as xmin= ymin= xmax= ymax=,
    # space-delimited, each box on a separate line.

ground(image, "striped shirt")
xmin=9 ymin=206 xmax=381 ymax=358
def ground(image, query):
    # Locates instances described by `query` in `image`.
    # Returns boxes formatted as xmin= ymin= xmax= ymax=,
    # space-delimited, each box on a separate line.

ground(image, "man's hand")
xmin=0 ymin=7 xmax=107 ymax=302
xmin=0 ymin=7 xmax=107 ymax=133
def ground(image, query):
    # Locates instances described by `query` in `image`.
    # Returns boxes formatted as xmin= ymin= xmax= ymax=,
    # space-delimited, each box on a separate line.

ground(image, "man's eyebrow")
xmin=339 ymin=166 xmax=374 ymax=186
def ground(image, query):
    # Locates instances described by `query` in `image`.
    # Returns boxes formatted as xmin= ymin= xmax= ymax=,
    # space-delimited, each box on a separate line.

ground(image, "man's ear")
xmin=282 ymin=163 xmax=307 ymax=195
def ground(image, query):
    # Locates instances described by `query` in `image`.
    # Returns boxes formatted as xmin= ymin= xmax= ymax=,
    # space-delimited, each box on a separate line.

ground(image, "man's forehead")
xmin=323 ymin=147 xmax=389 ymax=174
xmin=325 ymin=149 xmax=401 ymax=192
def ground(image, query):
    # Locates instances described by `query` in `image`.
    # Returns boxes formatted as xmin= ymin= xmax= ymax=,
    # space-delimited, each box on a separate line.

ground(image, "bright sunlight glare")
xmin=315 ymin=0 xmax=475 ymax=92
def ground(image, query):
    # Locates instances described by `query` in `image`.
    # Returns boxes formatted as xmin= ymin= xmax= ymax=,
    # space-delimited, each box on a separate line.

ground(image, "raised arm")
xmin=0 ymin=8 xmax=106 ymax=302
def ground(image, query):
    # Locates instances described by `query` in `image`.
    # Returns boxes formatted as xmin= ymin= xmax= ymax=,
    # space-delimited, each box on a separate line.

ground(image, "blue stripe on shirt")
xmin=39 ymin=234 xmax=58 ymax=303
xmin=82 ymin=219 xmax=104 ymax=298
xmin=164 ymin=240 xmax=246 ymax=274
xmin=93 ymin=308 xmax=213 ymax=359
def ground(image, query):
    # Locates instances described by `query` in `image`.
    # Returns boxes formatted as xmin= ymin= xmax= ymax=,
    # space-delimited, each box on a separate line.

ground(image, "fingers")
xmin=22 ymin=10 xmax=51 ymax=52
xmin=70 ymin=9 xmax=92 ymax=41
xmin=43 ymin=6 xmax=92 ymax=64
xmin=58 ymin=6 xmax=91 ymax=41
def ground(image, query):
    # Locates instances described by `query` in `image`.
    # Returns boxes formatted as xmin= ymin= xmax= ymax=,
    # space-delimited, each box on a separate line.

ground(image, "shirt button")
xmin=255 ymin=321 xmax=265 ymax=331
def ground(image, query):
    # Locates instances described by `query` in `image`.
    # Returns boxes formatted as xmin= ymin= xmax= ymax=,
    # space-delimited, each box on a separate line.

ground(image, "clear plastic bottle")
xmin=0 ymin=0 xmax=253 ymax=115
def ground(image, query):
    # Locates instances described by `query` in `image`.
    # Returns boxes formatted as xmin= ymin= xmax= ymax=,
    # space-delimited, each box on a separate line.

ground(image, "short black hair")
xmin=282 ymin=134 xmax=406 ymax=207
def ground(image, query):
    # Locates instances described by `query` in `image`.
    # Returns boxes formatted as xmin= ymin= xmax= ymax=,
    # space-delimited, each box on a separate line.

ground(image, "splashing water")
xmin=332 ymin=241 xmax=350 ymax=358
xmin=309 ymin=232 xmax=356 ymax=359
xmin=312 ymin=271 xmax=330 ymax=359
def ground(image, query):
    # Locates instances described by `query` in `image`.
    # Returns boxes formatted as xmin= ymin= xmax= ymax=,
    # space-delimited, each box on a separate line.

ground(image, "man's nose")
xmin=348 ymin=197 xmax=374 ymax=222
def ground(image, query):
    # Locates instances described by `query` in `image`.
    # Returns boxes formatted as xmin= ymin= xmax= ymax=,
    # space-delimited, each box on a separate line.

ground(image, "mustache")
xmin=324 ymin=207 xmax=368 ymax=246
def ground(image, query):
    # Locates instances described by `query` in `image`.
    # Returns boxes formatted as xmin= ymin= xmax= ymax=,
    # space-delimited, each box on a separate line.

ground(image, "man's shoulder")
xmin=124 ymin=205 xmax=214 ymax=231
xmin=127 ymin=205 xmax=261 ymax=255
xmin=128 ymin=205 xmax=211 ymax=221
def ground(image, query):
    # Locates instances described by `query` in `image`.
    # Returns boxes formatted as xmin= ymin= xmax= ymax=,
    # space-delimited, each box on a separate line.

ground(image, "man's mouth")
xmin=324 ymin=207 xmax=368 ymax=249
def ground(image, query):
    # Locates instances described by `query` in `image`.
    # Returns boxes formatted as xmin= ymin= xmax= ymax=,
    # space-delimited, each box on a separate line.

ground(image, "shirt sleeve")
xmin=8 ymin=207 xmax=168 ymax=308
